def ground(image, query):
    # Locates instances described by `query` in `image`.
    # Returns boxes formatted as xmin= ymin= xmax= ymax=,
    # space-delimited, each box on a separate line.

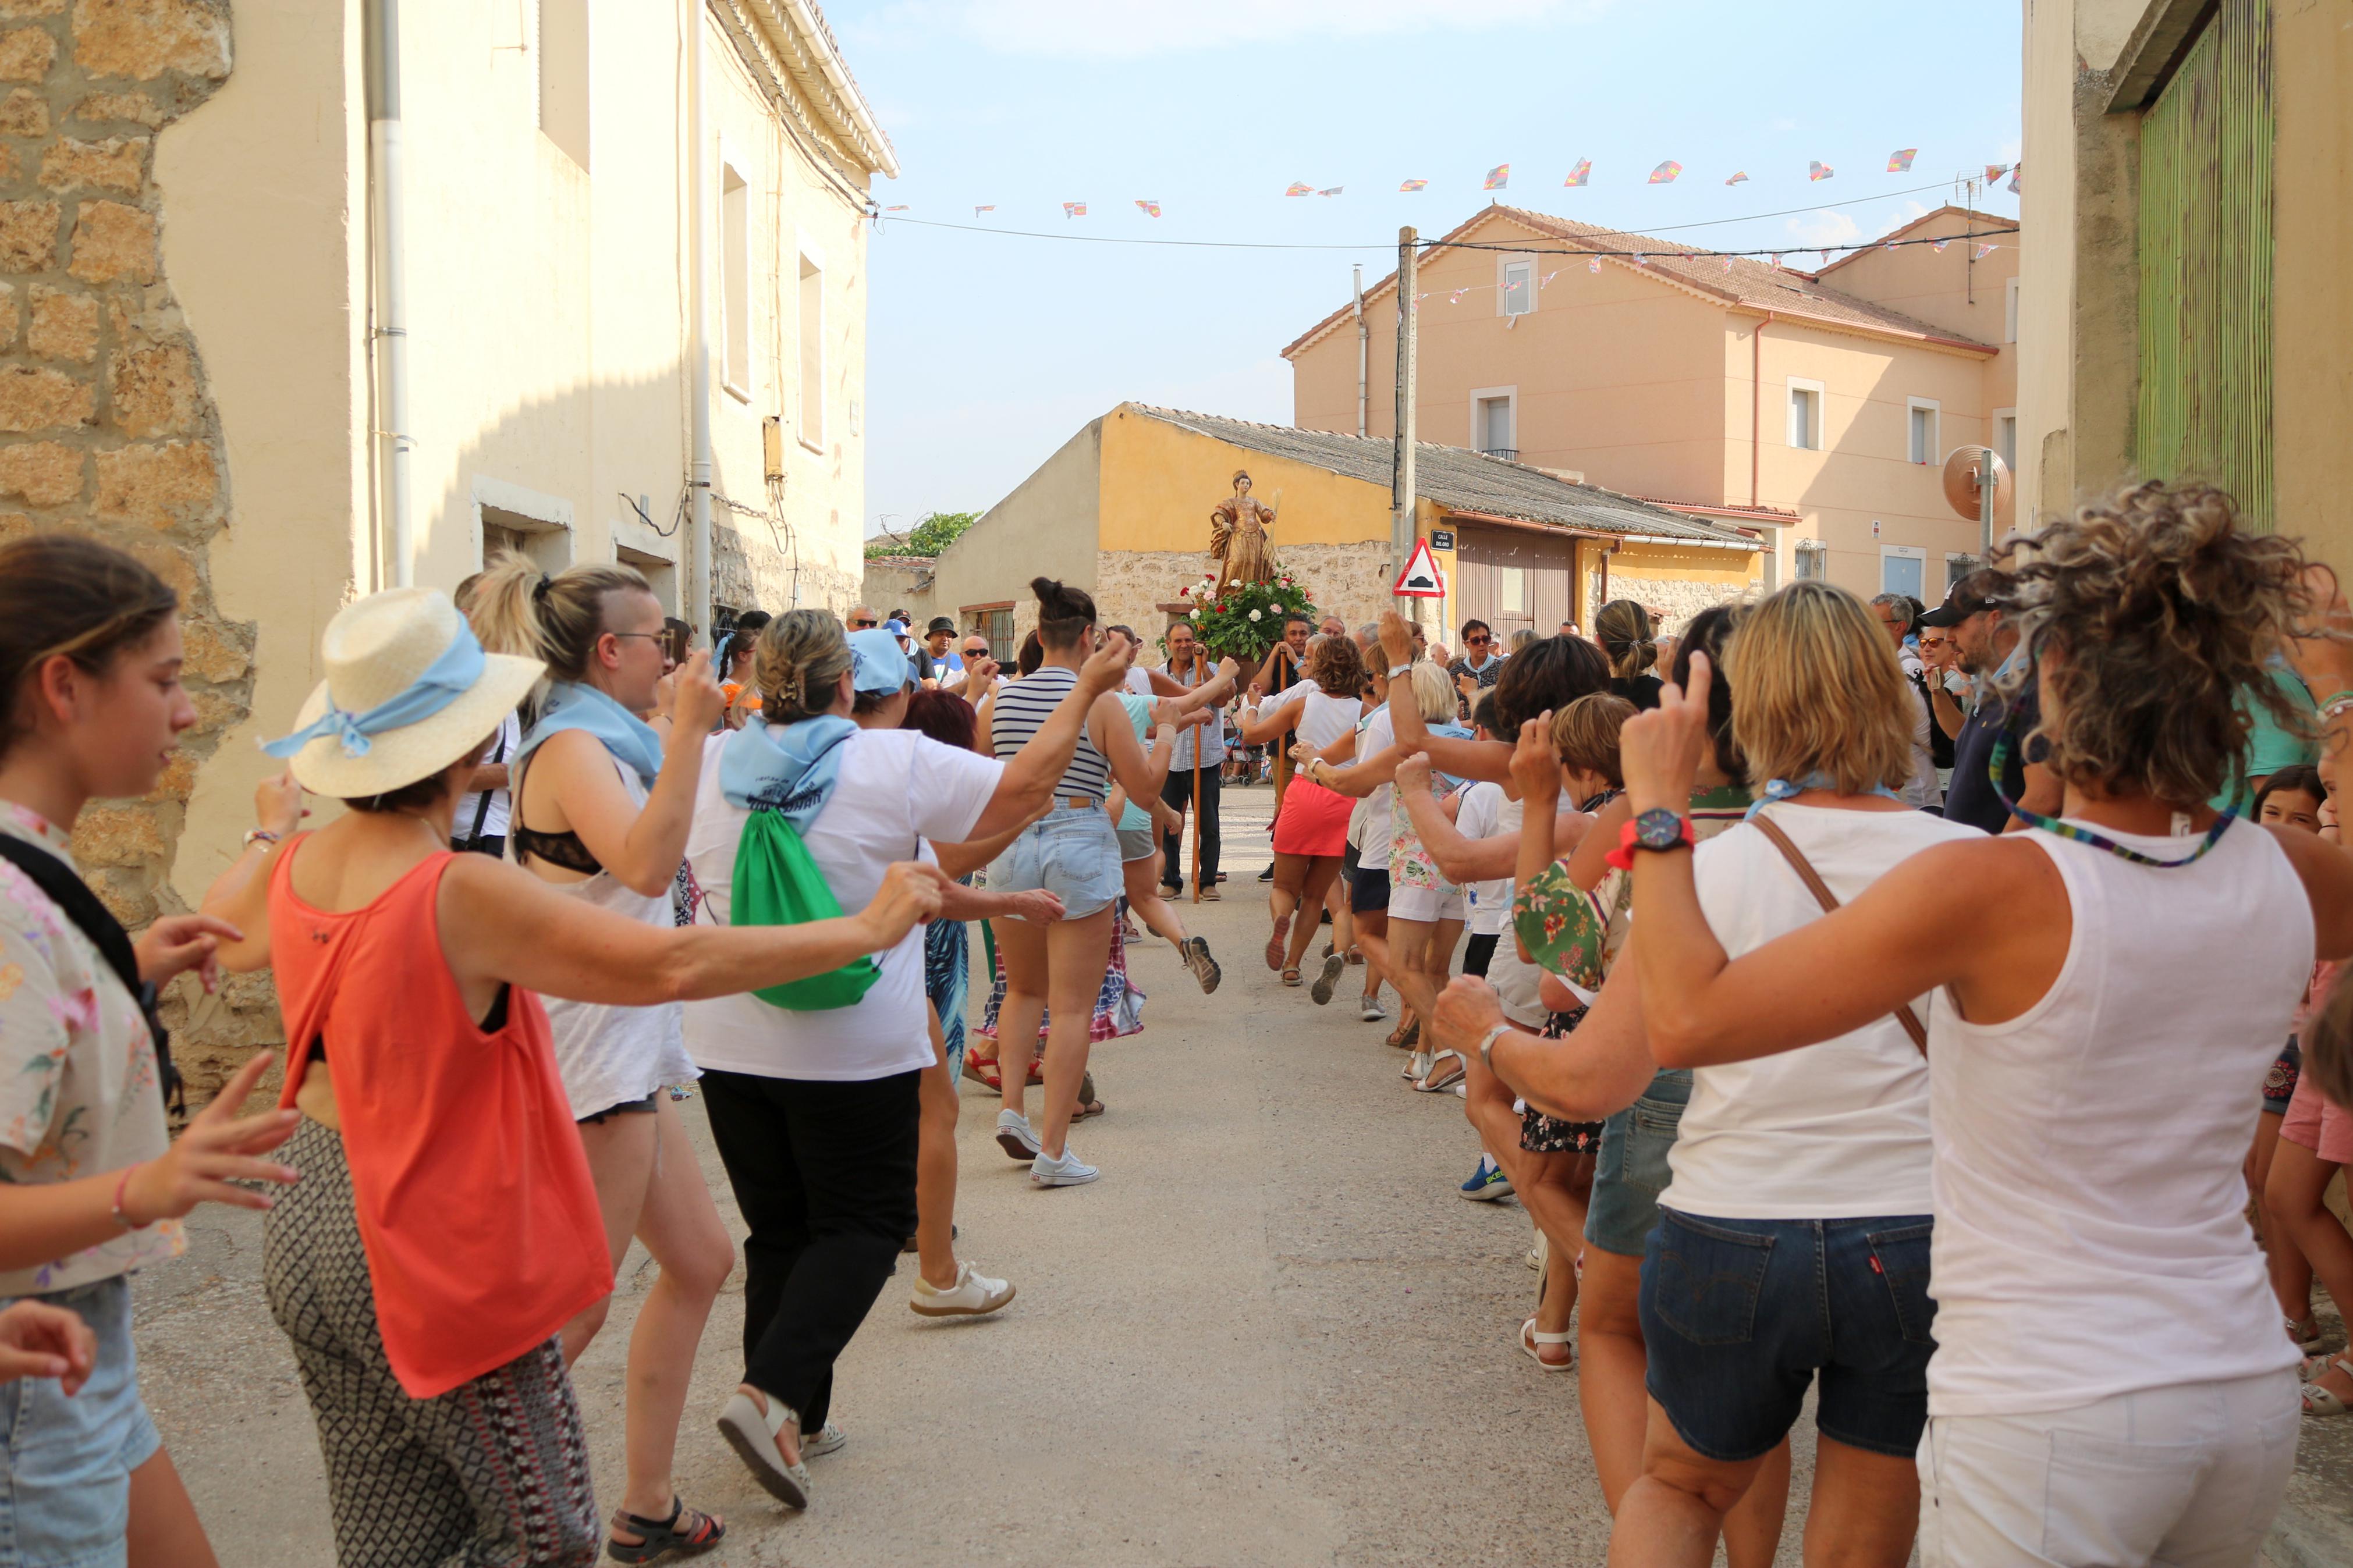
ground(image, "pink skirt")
xmin=1272 ymin=776 xmax=1351 ymax=858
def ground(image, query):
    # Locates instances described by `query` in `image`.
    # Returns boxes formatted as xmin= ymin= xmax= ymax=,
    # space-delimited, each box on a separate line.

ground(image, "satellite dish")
xmin=1941 ymin=446 xmax=2012 ymax=524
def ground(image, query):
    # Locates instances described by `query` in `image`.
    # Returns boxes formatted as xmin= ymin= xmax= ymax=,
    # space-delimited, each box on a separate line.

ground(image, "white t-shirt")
xmin=1123 ymin=665 xmax=1154 ymax=696
xmin=683 ymin=728 xmax=1003 ymax=1081
xmin=1894 ymin=647 xmax=1940 ymax=809
xmin=1482 ymin=794 xmax=1545 ymax=1026
xmin=454 ymin=709 xmax=521 ymax=841
xmin=1352 ymin=707 xmax=1398 ymax=866
xmin=1658 ymin=803 xmax=1977 ymax=1221
xmin=1276 ymin=680 xmax=1360 ymax=752
xmin=1454 ymin=781 xmax=1511 ymax=936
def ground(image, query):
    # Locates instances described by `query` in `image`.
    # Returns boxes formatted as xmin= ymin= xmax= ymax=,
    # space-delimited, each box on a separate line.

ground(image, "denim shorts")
xmin=1641 ymin=1209 xmax=1937 ymax=1462
xmin=1582 ymin=1067 xmax=1690 ymax=1257
xmin=989 ymin=806 xmax=1123 ymax=919
xmin=0 ymin=1275 xmax=161 ymax=1568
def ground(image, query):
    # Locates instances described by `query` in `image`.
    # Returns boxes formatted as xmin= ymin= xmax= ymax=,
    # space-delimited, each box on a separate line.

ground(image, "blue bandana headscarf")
xmin=262 ymin=623 xmax=486 ymax=761
xmin=720 ymin=713 xmax=857 ymax=831
xmin=516 ymin=681 xmax=666 ymax=789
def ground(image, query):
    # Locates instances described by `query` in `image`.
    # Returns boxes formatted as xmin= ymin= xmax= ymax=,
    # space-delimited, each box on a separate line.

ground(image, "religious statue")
xmin=1206 ymin=470 xmax=1277 ymax=589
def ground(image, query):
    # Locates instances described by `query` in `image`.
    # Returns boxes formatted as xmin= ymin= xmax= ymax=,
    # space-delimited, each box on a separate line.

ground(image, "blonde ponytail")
xmin=470 ymin=551 xmax=651 ymax=719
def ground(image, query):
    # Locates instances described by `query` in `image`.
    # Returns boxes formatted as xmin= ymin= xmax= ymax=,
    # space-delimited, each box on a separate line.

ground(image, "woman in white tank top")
xmin=1613 ymin=484 xmax=2353 ymax=1568
xmin=1239 ymin=635 xmax=1367 ymax=986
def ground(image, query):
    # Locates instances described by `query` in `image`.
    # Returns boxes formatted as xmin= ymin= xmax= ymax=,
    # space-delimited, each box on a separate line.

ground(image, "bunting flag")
xmin=1587 ymin=255 xmax=1602 ymax=273
xmin=883 ymin=204 xmax=908 ymax=211
xmin=1932 ymin=238 xmax=1950 ymax=253
xmin=2006 ymin=168 xmax=2022 ymax=193
xmin=1634 ymin=253 xmax=1649 ymax=266
xmin=1563 ymin=158 xmax=1591 ymax=187
xmin=973 ymin=204 xmax=995 ymax=216
xmin=1448 ymin=288 xmax=1468 ymax=304
xmin=1769 ymin=253 xmax=1783 ymax=268
xmin=1808 ymin=161 xmax=1834 ymax=181
xmin=1973 ymin=243 xmax=1996 ymax=258
xmin=1063 ymin=201 xmax=1086 ymax=218
xmin=1724 ymin=170 xmax=1749 ymax=185
xmin=1484 ymin=163 xmax=1510 ymax=189
xmin=1134 ymin=200 xmax=1160 ymax=216
xmin=1284 ymin=182 xmax=1312 ymax=197
xmin=1886 ymin=148 xmax=1918 ymax=172
xmin=1648 ymin=160 xmax=1682 ymax=184
xmin=1318 ymin=186 xmax=1343 ymax=197
xmin=1541 ymin=269 xmax=1559 ymax=286
xmin=1721 ymin=255 xmax=1735 ymax=272
xmin=1400 ymin=179 xmax=1428 ymax=192
xmin=1984 ymin=163 xmax=2011 ymax=181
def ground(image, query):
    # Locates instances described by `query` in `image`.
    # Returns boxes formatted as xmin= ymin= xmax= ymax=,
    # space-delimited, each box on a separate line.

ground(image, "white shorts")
xmin=1386 ymin=882 xmax=1466 ymax=923
xmin=1916 ymin=1370 xmax=2299 ymax=1567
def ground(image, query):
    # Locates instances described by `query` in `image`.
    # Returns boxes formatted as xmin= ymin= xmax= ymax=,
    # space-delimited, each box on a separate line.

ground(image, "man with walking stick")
xmin=1155 ymin=621 xmax=1236 ymax=899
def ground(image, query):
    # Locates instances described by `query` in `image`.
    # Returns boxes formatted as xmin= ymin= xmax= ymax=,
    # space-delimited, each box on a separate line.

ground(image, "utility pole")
xmin=1391 ymin=227 xmax=1421 ymax=628
xmin=1353 ymin=264 xmax=1367 ymax=438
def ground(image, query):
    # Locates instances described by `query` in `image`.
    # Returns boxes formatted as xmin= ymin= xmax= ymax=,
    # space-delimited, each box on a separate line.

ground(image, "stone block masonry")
xmin=1097 ymin=543 xmax=1393 ymax=653
xmin=0 ymin=1 xmax=260 ymax=1088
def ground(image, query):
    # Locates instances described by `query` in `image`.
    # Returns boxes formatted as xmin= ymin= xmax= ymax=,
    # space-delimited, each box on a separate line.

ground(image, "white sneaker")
xmin=802 ymin=1420 xmax=846 ymax=1459
xmin=911 ymin=1260 xmax=1017 ymax=1318
xmin=995 ymin=1110 xmax=1041 ymax=1160
xmin=1030 ymin=1147 xmax=1100 ymax=1187
xmin=1360 ymin=997 xmax=1389 ymax=1023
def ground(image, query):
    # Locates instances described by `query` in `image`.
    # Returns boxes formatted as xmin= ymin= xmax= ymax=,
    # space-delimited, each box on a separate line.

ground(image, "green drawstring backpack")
xmin=729 ymin=809 xmax=881 ymax=1010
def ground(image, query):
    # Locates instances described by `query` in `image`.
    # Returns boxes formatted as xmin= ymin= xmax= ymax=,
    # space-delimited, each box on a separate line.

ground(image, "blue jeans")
xmin=1582 ymin=1067 xmax=1690 ymax=1257
xmin=988 ymin=806 xmax=1122 ymax=919
xmin=1641 ymin=1209 xmax=1938 ymax=1462
xmin=0 ymin=1277 xmax=159 ymax=1568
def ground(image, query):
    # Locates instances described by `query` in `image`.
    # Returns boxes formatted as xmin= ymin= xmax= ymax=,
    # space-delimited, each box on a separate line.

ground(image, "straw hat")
xmin=279 ymin=588 xmax=544 ymax=798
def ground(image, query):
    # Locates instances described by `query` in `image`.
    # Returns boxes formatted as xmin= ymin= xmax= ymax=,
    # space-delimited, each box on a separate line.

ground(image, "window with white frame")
xmin=721 ymin=162 xmax=749 ymax=399
xmin=1794 ymin=540 xmax=1826 ymax=581
xmin=2004 ymin=277 xmax=2020 ymax=344
xmin=1907 ymin=397 xmax=1940 ymax=464
xmin=538 ymin=0 xmax=590 ymax=169
xmin=1497 ymin=565 xmax=1527 ymax=614
xmin=1501 ymin=259 xmax=1534 ymax=317
xmin=797 ymin=253 xmax=824 ymax=450
xmin=1470 ymin=386 xmax=1516 ymax=457
xmin=1993 ymin=409 xmax=2017 ymax=470
xmin=1787 ymin=379 xmax=1823 ymax=450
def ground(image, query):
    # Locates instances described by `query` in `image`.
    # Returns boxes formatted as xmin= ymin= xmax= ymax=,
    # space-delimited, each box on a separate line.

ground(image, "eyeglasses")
xmin=610 ymin=631 xmax=667 ymax=646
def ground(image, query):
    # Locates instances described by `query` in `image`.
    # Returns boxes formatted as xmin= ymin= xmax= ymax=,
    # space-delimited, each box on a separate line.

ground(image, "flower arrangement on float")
xmin=1179 ymin=565 xmax=1320 ymax=664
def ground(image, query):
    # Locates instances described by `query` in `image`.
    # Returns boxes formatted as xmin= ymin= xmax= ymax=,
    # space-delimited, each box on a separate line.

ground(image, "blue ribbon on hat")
xmin=261 ymin=623 xmax=487 ymax=760
xmin=1745 ymin=773 xmax=1903 ymax=819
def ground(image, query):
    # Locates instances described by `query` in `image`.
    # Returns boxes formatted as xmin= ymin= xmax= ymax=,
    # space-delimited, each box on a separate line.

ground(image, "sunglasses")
xmin=849 ymin=617 xmax=878 ymax=629
xmin=1465 ymin=635 xmax=1491 ymax=646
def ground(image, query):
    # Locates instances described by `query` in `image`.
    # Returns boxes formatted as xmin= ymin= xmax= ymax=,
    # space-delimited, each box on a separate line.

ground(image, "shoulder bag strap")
xmin=1745 ymin=812 xmax=1929 ymax=1055
xmin=0 ymin=835 xmax=183 ymax=1107
xmin=464 ymin=723 xmax=507 ymax=847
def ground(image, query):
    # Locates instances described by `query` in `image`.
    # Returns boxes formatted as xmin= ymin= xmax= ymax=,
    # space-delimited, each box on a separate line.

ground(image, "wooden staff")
xmin=1188 ymin=645 xmax=1204 ymax=905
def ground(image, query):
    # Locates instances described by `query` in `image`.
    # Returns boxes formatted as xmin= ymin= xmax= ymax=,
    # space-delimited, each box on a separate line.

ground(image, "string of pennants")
xmin=874 ymin=157 xmax=2020 ymax=222
xmin=1400 ymin=224 xmax=2016 ymax=306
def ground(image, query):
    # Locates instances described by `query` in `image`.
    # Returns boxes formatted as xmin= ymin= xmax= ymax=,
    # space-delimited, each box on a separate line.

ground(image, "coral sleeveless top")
xmin=270 ymin=841 xmax=610 ymax=1399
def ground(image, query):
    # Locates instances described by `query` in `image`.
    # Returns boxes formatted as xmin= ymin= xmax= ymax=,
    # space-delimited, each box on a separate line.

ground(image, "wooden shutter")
xmin=2135 ymin=0 xmax=2275 ymax=529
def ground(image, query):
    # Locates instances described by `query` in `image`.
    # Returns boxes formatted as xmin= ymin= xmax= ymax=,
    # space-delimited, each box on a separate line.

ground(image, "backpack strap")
xmin=0 ymin=835 xmax=183 ymax=1111
xmin=1746 ymin=812 xmax=1929 ymax=1055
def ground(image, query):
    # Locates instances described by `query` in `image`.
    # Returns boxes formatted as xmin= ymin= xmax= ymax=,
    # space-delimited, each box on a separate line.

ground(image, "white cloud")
xmin=1783 ymin=209 xmax=1860 ymax=250
xmin=868 ymin=0 xmax=1605 ymax=60
xmin=1769 ymin=116 xmax=1798 ymax=133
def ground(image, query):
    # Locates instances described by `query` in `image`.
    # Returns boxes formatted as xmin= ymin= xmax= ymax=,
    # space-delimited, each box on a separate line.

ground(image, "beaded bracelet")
xmin=111 ymin=1164 xmax=141 ymax=1230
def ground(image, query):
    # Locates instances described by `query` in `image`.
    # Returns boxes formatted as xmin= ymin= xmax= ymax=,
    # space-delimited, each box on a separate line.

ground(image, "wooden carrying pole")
xmin=1189 ymin=646 xmax=1204 ymax=904
xmin=1392 ymin=225 xmax=1421 ymax=629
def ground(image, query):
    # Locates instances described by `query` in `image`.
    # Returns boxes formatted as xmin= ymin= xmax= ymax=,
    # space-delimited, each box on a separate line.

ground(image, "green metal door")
xmin=2136 ymin=0 xmax=2274 ymax=529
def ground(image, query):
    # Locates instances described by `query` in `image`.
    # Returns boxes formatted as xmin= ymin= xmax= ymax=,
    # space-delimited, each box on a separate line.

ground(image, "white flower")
xmin=1248 ymin=609 xmax=1262 ymax=623
xmin=1229 ymin=578 xmax=1241 ymax=586
xmin=1189 ymin=608 xmax=1201 ymax=620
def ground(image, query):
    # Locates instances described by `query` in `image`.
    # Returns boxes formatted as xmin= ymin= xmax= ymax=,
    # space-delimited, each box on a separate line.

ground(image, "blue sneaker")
xmin=1458 ymin=1158 xmax=1514 ymax=1201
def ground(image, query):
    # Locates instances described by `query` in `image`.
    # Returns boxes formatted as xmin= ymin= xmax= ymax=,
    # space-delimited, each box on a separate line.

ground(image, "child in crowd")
xmin=2251 ymin=765 xmax=2330 ymax=1353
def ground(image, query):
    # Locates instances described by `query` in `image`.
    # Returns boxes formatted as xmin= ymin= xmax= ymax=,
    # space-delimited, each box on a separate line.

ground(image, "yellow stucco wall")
xmin=1098 ymin=404 xmax=1395 ymax=551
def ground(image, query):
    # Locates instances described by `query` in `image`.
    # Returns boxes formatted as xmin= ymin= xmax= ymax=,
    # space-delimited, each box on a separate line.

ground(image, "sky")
xmin=832 ymin=0 xmax=2024 ymax=539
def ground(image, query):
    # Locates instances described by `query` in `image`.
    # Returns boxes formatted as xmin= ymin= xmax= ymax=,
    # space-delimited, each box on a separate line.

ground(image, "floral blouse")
xmin=1389 ymin=723 xmax=1473 ymax=894
xmin=1513 ymin=784 xmax=1752 ymax=993
xmin=0 ymin=801 xmax=181 ymax=1295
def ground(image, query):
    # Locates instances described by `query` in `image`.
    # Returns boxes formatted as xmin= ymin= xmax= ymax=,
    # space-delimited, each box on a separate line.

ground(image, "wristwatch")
xmin=1605 ymin=808 xmax=1695 ymax=870
xmin=1476 ymin=1021 xmax=1512 ymax=1075
xmin=1387 ymin=662 xmax=1412 ymax=679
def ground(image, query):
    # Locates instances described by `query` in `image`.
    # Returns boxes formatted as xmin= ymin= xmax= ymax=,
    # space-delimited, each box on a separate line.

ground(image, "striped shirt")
xmin=991 ymin=664 xmax=1109 ymax=802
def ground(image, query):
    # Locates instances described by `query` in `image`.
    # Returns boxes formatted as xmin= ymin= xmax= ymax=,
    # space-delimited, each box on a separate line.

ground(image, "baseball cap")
xmin=1917 ymin=571 xmax=2010 ymax=628
xmin=883 ymin=618 xmax=910 ymax=638
xmin=849 ymin=628 xmax=914 ymax=694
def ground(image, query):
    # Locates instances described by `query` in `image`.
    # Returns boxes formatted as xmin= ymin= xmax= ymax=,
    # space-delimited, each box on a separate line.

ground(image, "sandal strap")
xmin=613 ymin=1496 xmax=723 ymax=1547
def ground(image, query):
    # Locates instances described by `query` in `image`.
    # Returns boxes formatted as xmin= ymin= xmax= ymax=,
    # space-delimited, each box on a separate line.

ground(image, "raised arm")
xmin=536 ymin=653 xmax=727 ymax=896
xmin=1397 ymin=755 xmax=1507 ymax=886
xmin=1238 ymin=694 xmax=1305 ymax=746
xmin=1095 ymin=692 xmax=1178 ymax=804
xmin=1435 ymin=946 xmax=1660 ymax=1123
xmin=968 ymin=639 xmax=1135 ymax=837
xmin=441 ymin=852 xmax=946 ymax=1007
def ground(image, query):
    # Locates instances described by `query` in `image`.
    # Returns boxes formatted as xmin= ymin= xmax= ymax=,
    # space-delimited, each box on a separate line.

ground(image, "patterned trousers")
xmin=261 ymin=1119 xmax=598 ymax=1567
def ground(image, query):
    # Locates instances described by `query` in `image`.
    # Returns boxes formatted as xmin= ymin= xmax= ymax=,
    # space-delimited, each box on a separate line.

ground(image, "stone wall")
xmin=0 ymin=2 xmax=253 ymax=1082
xmin=1098 ymin=542 xmax=1394 ymax=648
xmin=1581 ymin=571 xmax=1755 ymax=637
xmin=715 ymin=514 xmax=863 ymax=621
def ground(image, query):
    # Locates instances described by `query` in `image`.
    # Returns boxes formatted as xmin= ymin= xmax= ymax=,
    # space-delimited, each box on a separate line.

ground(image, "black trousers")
xmin=1463 ymin=932 xmax=1499 ymax=978
xmin=1159 ymin=766 xmax=1221 ymax=889
xmin=699 ymin=1068 xmax=921 ymax=1428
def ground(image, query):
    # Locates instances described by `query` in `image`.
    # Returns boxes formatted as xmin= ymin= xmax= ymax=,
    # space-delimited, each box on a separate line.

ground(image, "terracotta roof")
xmin=1812 ymin=205 xmax=2015 ymax=275
xmin=1123 ymin=405 xmax=1761 ymax=549
xmin=1280 ymin=204 xmax=1996 ymax=359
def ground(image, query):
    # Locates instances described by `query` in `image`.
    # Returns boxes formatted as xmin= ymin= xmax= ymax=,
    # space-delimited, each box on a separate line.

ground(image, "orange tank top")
xmin=269 ymin=842 xmax=611 ymax=1399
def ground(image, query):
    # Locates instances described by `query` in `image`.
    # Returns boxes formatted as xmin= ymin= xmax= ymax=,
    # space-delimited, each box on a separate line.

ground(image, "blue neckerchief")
xmin=262 ymin=622 xmax=485 ymax=760
xmin=516 ymin=681 xmax=666 ymax=790
xmin=1744 ymin=773 xmax=1903 ymax=819
xmin=720 ymin=713 xmax=856 ymax=831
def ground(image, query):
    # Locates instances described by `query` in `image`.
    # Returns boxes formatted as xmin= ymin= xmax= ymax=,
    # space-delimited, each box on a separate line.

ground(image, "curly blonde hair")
xmin=1990 ymin=482 xmax=2319 ymax=807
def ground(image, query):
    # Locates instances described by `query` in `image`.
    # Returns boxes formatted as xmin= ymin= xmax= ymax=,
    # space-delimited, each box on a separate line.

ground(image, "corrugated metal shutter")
xmin=2136 ymin=0 xmax=2274 ymax=528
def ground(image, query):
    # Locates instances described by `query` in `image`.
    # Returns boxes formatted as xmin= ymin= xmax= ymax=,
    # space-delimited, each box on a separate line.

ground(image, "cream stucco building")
xmin=1284 ymin=204 xmax=2023 ymax=616
xmin=0 ymin=0 xmax=891 ymax=1076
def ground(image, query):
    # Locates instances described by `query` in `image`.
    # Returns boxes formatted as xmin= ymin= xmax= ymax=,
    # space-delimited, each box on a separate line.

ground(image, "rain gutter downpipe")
xmin=366 ymin=0 xmax=413 ymax=588
xmin=686 ymin=0 xmax=714 ymax=637
xmin=1751 ymin=311 xmax=1772 ymax=511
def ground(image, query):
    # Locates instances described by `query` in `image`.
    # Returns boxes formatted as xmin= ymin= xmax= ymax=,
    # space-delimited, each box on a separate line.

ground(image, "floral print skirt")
xmin=1520 ymin=1008 xmax=1606 ymax=1154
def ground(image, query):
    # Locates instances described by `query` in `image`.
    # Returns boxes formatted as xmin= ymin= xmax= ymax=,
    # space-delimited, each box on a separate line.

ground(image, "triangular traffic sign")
xmin=1393 ymin=537 xmax=1445 ymax=598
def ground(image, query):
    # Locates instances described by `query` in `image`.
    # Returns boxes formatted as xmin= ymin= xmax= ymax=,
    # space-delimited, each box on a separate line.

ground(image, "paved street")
xmin=130 ymin=787 xmax=1834 ymax=1565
